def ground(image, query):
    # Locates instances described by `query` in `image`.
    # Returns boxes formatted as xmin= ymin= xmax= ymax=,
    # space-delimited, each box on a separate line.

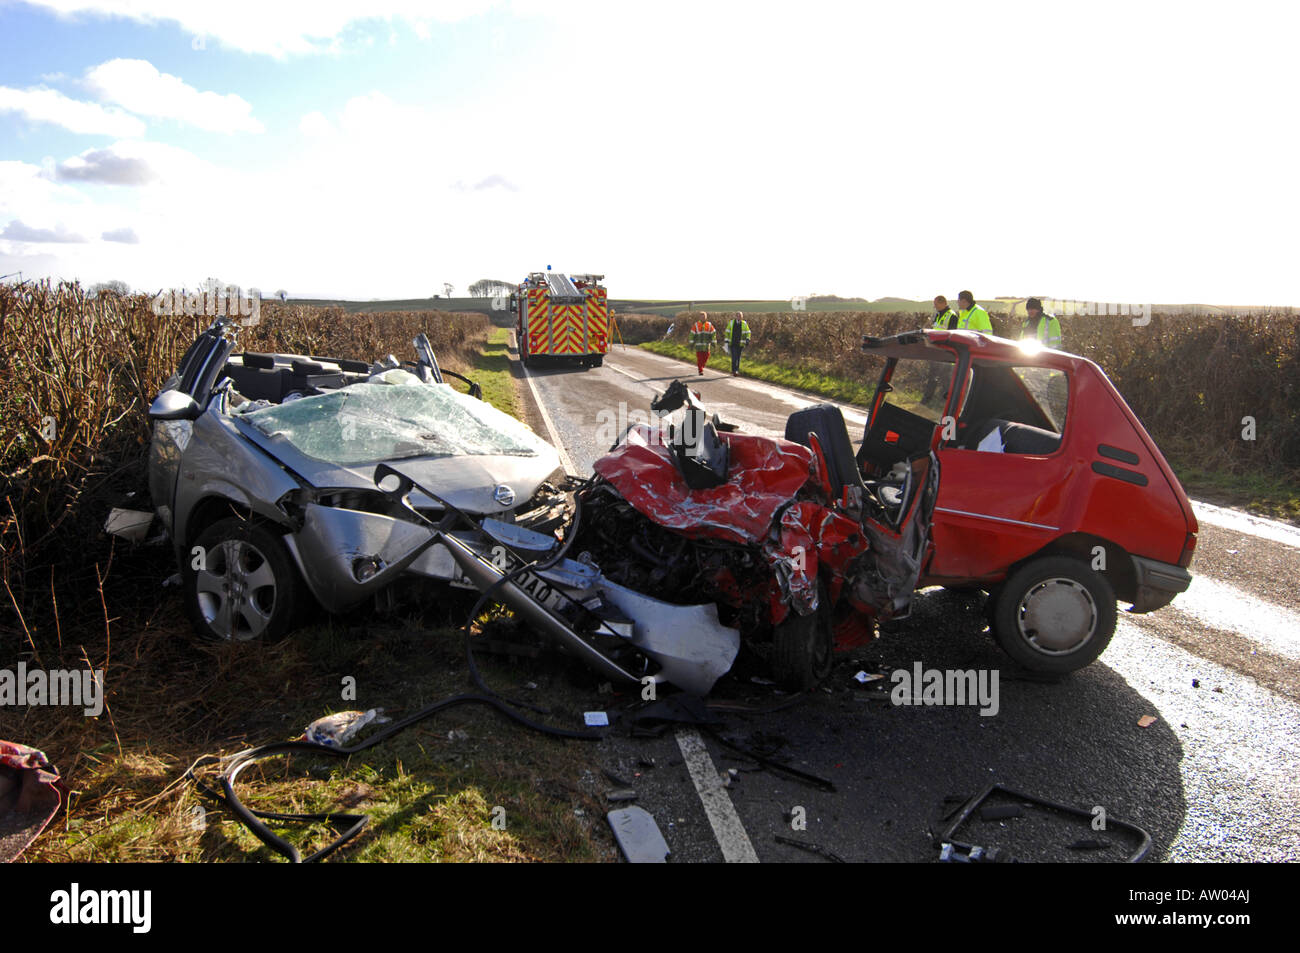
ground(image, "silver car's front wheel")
xmin=185 ymin=517 xmax=300 ymax=643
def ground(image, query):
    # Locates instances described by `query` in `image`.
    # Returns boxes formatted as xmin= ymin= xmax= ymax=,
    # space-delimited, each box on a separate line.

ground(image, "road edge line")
xmin=675 ymin=728 xmax=760 ymax=863
xmin=514 ymin=331 xmax=577 ymax=474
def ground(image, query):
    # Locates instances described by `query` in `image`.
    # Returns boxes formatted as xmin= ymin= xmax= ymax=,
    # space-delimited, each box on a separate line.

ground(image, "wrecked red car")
xmin=861 ymin=330 xmax=1196 ymax=670
xmin=562 ymin=330 xmax=1196 ymax=687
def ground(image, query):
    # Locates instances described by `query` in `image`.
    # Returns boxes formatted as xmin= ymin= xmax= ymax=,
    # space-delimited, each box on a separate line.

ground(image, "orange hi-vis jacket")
xmin=690 ymin=319 xmax=716 ymax=352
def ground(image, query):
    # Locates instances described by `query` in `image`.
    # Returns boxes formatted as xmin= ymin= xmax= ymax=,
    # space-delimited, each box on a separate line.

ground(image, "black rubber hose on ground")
xmin=186 ymin=692 xmax=599 ymax=863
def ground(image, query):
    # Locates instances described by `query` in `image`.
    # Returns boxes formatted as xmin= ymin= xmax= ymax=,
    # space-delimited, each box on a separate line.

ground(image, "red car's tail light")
xmin=1178 ymin=532 xmax=1197 ymax=568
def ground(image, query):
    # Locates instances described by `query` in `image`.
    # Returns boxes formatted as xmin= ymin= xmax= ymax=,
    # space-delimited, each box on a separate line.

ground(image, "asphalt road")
xmin=515 ymin=338 xmax=1300 ymax=863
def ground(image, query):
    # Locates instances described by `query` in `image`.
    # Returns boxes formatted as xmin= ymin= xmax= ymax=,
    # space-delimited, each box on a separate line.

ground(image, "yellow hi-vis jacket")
xmin=1022 ymin=313 xmax=1063 ymax=348
xmin=932 ymin=308 xmax=957 ymax=330
xmin=690 ymin=320 xmax=716 ymax=351
xmin=957 ymin=304 xmax=993 ymax=332
xmin=724 ymin=318 xmax=751 ymax=348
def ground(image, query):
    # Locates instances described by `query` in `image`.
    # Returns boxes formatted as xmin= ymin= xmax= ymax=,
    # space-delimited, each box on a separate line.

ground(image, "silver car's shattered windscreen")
xmin=243 ymin=380 xmax=549 ymax=465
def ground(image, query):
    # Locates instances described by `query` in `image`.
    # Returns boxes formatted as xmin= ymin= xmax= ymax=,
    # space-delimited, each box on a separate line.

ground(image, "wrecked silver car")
xmin=147 ymin=318 xmax=567 ymax=641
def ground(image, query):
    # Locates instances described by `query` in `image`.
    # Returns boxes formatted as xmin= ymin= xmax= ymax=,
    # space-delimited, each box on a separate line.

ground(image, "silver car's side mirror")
xmin=149 ymin=390 xmax=201 ymax=421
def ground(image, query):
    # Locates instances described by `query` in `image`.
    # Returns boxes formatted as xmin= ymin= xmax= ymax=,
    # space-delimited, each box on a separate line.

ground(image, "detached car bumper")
xmin=1129 ymin=555 xmax=1192 ymax=613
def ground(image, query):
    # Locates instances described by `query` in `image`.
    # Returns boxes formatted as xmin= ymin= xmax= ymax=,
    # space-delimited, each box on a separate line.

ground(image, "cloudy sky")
xmin=0 ymin=1 xmax=1296 ymax=303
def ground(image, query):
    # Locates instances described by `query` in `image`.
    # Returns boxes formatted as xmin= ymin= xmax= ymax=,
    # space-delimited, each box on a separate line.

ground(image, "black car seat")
xmin=960 ymin=417 xmax=1010 ymax=449
xmin=225 ymin=353 xmax=288 ymax=403
xmin=785 ymin=404 xmax=865 ymax=497
xmin=960 ymin=418 xmax=1060 ymax=454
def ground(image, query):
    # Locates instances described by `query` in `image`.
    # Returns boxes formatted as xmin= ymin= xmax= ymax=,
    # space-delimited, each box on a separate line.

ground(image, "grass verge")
xmin=471 ymin=327 xmax=518 ymax=416
xmin=23 ymin=595 xmax=617 ymax=863
xmin=1176 ymin=467 xmax=1300 ymax=524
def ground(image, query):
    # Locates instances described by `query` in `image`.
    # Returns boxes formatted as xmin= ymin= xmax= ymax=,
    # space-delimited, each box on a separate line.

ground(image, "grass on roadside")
xmin=25 ymin=600 xmax=617 ymax=863
xmin=1176 ymin=467 xmax=1300 ymax=524
xmin=471 ymin=327 xmax=518 ymax=416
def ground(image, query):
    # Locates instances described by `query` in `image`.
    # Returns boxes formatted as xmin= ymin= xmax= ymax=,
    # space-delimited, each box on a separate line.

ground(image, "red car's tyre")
xmin=771 ymin=582 xmax=834 ymax=690
xmin=992 ymin=556 xmax=1116 ymax=673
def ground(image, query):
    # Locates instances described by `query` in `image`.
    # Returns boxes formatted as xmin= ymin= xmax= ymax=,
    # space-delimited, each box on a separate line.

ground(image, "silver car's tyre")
xmin=992 ymin=556 xmax=1116 ymax=673
xmin=185 ymin=517 xmax=300 ymax=643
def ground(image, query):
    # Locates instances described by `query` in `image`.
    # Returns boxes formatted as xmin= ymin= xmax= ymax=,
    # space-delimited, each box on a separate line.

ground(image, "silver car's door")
xmin=147 ymin=326 xmax=233 ymax=534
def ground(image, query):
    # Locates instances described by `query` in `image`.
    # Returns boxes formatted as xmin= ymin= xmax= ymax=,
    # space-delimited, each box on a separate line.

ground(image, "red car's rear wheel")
xmin=992 ymin=556 xmax=1116 ymax=673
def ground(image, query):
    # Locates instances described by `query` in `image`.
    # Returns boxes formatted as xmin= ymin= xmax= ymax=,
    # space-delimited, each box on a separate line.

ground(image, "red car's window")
xmin=953 ymin=364 xmax=1071 ymax=454
xmin=880 ymin=359 xmax=949 ymax=425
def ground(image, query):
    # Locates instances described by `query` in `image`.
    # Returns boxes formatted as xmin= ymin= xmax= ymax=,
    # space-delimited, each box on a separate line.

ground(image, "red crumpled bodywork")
xmin=593 ymin=425 xmax=817 ymax=545
xmin=592 ymin=424 xmax=869 ymax=627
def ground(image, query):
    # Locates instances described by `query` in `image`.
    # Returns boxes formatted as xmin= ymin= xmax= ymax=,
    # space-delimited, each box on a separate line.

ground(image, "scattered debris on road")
xmin=607 ymin=806 xmax=671 ymax=863
xmin=774 ymin=834 xmax=848 ymax=863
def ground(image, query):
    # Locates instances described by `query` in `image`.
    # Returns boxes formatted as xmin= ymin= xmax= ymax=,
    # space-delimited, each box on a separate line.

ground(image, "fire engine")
xmin=514 ymin=270 xmax=609 ymax=368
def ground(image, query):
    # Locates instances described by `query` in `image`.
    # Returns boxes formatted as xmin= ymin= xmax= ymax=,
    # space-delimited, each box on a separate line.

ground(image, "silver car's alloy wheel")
xmin=194 ymin=538 xmax=279 ymax=641
xmin=1016 ymin=576 xmax=1097 ymax=655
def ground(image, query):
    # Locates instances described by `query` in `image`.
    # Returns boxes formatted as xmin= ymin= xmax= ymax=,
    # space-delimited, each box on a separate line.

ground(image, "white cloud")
xmin=101 ymin=226 xmax=140 ymax=243
xmin=454 ymin=174 xmax=518 ymax=193
xmin=21 ymin=0 xmax=500 ymax=58
xmin=2 ymin=220 xmax=87 ymax=243
xmin=0 ymin=160 xmax=89 ymax=220
xmin=54 ymin=145 xmax=157 ymax=185
xmin=0 ymin=85 xmax=145 ymax=136
xmin=298 ymin=110 xmax=333 ymax=137
xmin=50 ymin=140 xmax=212 ymax=187
xmin=86 ymin=59 xmax=264 ymax=133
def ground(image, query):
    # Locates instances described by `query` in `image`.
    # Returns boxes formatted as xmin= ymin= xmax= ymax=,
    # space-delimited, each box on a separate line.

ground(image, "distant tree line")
xmin=468 ymin=278 xmax=515 ymax=298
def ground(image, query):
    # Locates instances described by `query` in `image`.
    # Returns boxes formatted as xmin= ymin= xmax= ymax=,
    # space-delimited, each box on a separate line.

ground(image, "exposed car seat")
xmin=289 ymin=360 xmax=346 ymax=393
xmin=785 ymin=404 xmax=865 ymax=497
xmin=961 ymin=418 xmax=1061 ymax=454
xmin=225 ymin=361 xmax=289 ymax=403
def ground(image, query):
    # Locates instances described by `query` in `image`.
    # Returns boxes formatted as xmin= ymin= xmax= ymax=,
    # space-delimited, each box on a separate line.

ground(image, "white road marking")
xmin=1168 ymin=575 xmax=1300 ymax=659
xmin=675 ymin=728 xmax=760 ymax=863
xmin=515 ymin=334 xmax=760 ymax=864
xmin=514 ymin=331 xmax=577 ymax=474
